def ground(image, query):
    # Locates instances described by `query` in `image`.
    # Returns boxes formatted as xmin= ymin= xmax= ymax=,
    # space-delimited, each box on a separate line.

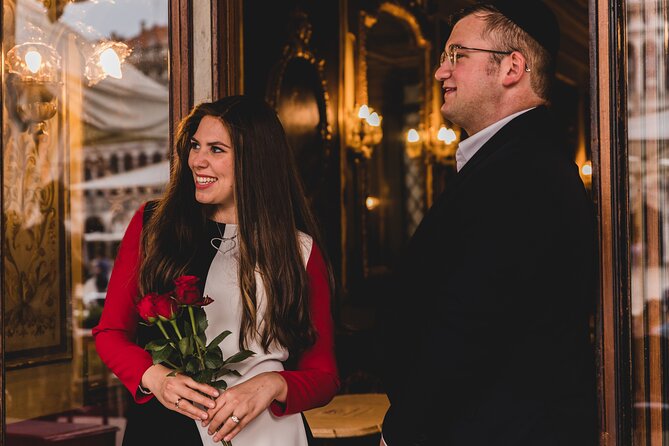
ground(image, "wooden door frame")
xmin=169 ymin=0 xmax=194 ymax=142
xmin=213 ymin=0 xmax=244 ymax=98
xmin=593 ymin=0 xmax=632 ymax=444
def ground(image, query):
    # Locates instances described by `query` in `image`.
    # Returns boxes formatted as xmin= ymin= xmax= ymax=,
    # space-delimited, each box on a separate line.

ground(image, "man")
xmin=379 ymin=1 xmax=596 ymax=445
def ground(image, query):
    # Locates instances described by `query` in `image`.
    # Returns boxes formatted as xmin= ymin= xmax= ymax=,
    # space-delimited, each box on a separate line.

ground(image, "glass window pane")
xmin=627 ymin=1 xmax=669 ymax=444
xmin=2 ymin=1 xmax=168 ymax=443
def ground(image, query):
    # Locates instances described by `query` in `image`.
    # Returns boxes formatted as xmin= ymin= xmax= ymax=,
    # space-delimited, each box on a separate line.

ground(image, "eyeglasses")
xmin=439 ymin=44 xmax=512 ymax=69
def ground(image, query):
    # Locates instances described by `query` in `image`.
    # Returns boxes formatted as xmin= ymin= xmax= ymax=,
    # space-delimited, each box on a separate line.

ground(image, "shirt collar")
xmin=455 ymin=107 xmax=535 ymax=172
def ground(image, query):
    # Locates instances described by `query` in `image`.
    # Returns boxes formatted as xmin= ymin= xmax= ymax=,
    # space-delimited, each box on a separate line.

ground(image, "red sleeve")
xmin=270 ymin=242 xmax=340 ymax=416
xmin=92 ymin=203 xmax=154 ymax=403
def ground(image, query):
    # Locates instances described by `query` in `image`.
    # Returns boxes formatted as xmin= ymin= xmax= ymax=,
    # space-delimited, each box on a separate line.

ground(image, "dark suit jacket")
xmin=379 ymin=107 xmax=597 ymax=446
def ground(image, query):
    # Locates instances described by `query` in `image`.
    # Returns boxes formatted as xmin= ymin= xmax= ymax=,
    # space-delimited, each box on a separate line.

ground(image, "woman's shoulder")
xmin=141 ymin=200 xmax=160 ymax=225
xmin=122 ymin=200 xmax=160 ymax=238
xmin=297 ymin=231 xmax=314 ymax=265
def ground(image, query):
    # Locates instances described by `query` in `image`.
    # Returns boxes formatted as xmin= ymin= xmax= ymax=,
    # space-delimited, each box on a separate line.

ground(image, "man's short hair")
xmin=451 ymin=4 xmax=555 ymax=101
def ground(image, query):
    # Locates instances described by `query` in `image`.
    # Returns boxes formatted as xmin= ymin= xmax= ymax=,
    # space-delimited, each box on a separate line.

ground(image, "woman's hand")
xmin=141 ymin=364 xmax=220 ymax=421
xmin=203 ymin=372 xmax=288 ymax=443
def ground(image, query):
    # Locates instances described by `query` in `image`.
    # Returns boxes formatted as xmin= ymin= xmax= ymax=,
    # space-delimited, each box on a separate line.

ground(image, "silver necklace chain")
xmin=210 ymin=222 xmax=238 ymax=254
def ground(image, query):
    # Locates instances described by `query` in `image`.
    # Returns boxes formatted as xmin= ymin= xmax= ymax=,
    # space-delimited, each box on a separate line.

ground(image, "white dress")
xmin=195 ymin=223 xmax=310 ymax=446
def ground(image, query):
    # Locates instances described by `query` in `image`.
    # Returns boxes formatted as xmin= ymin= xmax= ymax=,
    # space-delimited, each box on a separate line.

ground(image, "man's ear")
xmin=501 ymin=51 xmax=527 ymax=87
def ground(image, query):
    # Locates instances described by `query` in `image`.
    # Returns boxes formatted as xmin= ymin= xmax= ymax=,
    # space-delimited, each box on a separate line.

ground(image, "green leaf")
xmin=193 ymin=369 xmax=213 ymax=384
xmin=152 ymin=345 xmax=173 ymax=363
xmin=178 ymin=336 xmax=194 ymax=356
xmin=205 ymin=351 xmax=224 ymax=369
xmin=212 ymin=380 xmax=228 ymax=390
xmin=181 ymin=318 xmax=191 ymax=336
xmin=210 ymin=347 xmax=224 ymax=359
xmin=145 ymin=339 xmax=170 ymax=351
xmin=223 ymin=349 xmax=255 ymax=365
xmin=195 ymin=334 xmax=207 ymax=349
xmin=215 ymin=368 xmax=241 ymax=378
xmin=195 ymin=307 xmax=208 ymax=332
xmin=206 ymin=330 xmax=231 ymax=350
xmin=185 ymin=356 xmax=200 ymax=374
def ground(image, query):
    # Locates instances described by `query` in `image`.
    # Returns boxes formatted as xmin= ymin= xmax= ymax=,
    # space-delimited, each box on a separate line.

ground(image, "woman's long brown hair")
xmin=139 ymin=96 xmax=332 ymax=354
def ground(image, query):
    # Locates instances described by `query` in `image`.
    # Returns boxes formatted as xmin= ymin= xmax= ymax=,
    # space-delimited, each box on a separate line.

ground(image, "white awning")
xmin=18 ymin=0 xmax=169 ymax=143
xmin=73 ymin=160 xmax=169 ymax=190
xmin=628 ymin=109 xmax=669 ymax=140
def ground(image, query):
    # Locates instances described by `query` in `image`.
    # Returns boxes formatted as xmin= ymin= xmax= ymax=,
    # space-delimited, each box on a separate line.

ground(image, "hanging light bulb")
xmin=365 ymin=196 xmax=380 ymax=210
xmin=99 ymin=47 xmax=122 ymax=79
xmin=7 ymin=42 xmax=61 ymax=82
xmin=85 ymin=41 xmax=132 ymax=86
xmin=6 ymin=42 xmax=61 ymax=135
xmin=347 ymin=104 xmax=383 ymax=158
xmin=25 ymin=50 xmax=43 ymax=74
xmin=437 ymin=126 xmax=457 ymax=144
xmin=581 ymin=161 xmax=592 ymax=176
xmin=366 ymin=112 xmax=381 ymax=127
xmin=358 ymin=104 xmax=370 ymax=119
xmin=407 ymin=128 xmax=420 ymax=143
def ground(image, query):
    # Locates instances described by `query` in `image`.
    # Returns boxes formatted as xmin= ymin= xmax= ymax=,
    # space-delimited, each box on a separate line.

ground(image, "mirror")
xmin=356 ymin=3 xmax=431 ymax=278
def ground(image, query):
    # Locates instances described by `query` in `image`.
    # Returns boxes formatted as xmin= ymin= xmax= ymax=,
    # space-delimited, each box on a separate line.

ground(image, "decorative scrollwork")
xmin=3 ymin=105 xmax=69 ymax=367
xmin=266 ymin=9 xmax=333 ymax=201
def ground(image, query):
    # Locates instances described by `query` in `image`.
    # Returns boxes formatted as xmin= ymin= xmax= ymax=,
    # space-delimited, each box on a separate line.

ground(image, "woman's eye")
xmin=189 ymin=142 xmax=199 ymax=150
xmin=211 ymin=146 xmax=225 ymax=153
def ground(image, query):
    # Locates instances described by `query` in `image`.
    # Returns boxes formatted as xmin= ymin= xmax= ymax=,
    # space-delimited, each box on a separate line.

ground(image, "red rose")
xmin=153 ymin=292 xmax=179 ymax=321
xmin=137 ymin=293 xmax=159 ymax=323
xmin=174 ymin=275 xmax=212 ymax=306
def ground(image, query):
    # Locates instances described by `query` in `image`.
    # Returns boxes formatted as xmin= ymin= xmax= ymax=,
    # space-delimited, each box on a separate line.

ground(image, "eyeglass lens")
xmin=439 ymin=47 xmax=457 ymax=68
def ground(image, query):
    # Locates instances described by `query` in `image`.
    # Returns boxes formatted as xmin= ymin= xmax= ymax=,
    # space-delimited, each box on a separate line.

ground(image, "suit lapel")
xmin=456 ymin=106 xmax=549 ymax=181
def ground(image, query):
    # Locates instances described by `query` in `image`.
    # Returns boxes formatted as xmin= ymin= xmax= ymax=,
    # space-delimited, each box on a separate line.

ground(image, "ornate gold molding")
xmin=378 ymin=3 xmax=429 ymax=48
xmin=266 ymin=10 xmax=333 ymax=145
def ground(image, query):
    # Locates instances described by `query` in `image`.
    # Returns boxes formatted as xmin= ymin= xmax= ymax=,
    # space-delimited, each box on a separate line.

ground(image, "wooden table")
xmin=304 ymin=393 xmax=390 ymax=438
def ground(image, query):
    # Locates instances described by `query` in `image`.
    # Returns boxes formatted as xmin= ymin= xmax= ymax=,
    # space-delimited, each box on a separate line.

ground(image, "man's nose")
xmin=434 ymin=63 xmax=452 ymax=81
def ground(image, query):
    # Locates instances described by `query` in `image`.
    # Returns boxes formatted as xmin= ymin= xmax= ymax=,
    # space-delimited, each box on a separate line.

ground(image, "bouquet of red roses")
xmin=136 ymin=275 xmax=254 ymax=391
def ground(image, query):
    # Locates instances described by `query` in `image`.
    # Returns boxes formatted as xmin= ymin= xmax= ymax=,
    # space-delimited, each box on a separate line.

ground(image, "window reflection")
xmin=2 ymin=0 xmax=168 ymax=443
xmin=627 ymin=0 xmax=669 ymax=443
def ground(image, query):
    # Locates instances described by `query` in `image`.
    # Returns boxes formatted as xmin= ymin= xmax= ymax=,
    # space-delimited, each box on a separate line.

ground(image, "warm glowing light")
xmin=25 ymin=50 xmax=42 ymax=74
xmin=100 ymin=47 xmax=122 ymax=79
xmin=407 ymin=129 xmax=420 ymax=143
xmin=581 ymin=161 xmax=592 ymax=176
xmin=366 ymin=112 xmax=381 ymax=127
xmin=365 ymin=196 xmax=380 ymax=210
xmin=358 ymin=104 xmax=370 ymax=119
xmin=437 ymin=126 xmax=457 ymax=144
xmin=85 ymin=41 xmax=131 ymax=85
xmin=7 ymin=42 xmax=60 ymax=82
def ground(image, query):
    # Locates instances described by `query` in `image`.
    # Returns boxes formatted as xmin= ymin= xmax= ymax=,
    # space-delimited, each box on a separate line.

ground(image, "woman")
xmin=94 ymin=96 xmax=339 ymax=445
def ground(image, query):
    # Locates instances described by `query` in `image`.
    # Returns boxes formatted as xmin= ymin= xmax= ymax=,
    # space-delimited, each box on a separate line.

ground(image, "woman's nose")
xmin=191 ymin=150 xmax=208 ymax=168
